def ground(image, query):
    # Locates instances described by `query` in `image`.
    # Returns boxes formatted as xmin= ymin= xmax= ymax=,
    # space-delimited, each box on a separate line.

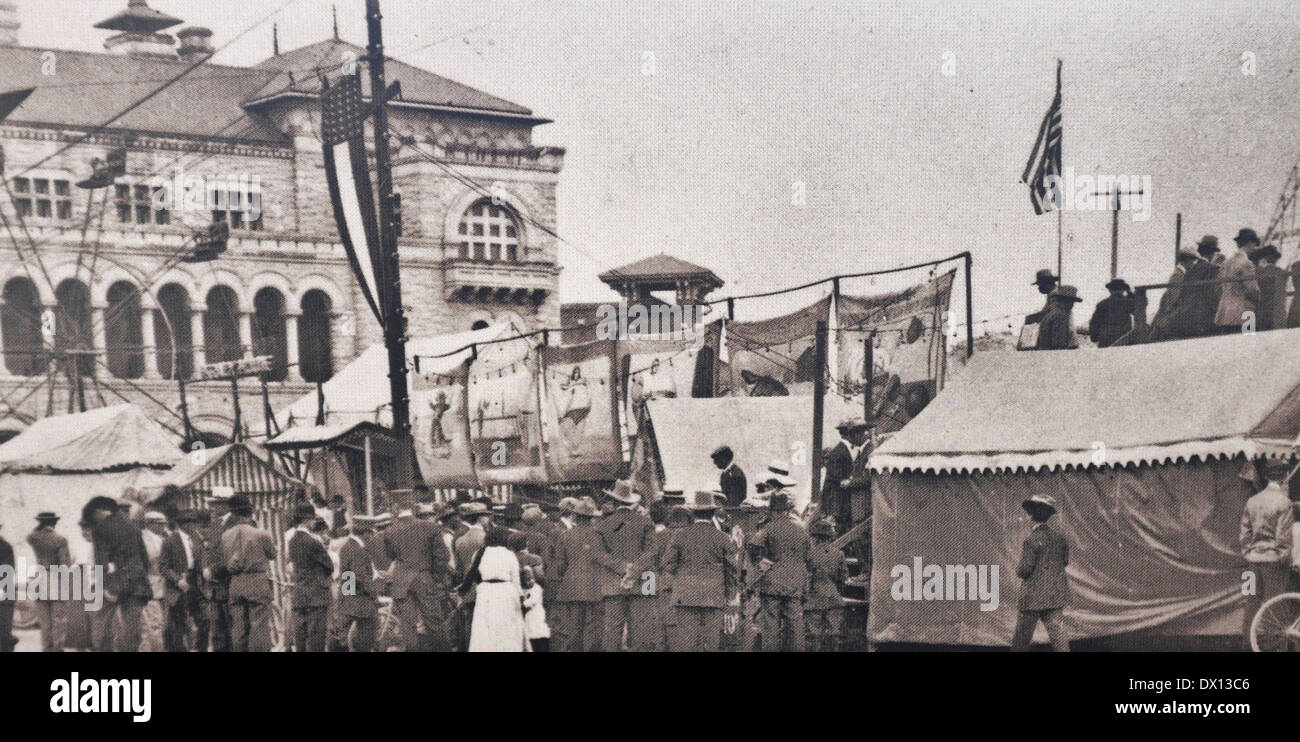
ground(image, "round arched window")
xmin=456 ymin=199 xmax=521 ymax=262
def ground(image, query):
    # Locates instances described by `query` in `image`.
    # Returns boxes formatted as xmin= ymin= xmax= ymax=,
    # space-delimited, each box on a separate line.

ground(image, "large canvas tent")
xmin=0 ymin=404 xmax=181 ymax=563
xmin=867 ymin=330 xmax=1300 ymax=646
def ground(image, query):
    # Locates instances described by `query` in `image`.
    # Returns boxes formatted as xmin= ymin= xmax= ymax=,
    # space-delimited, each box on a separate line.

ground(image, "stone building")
xmin=0 ymin=1 xmax=563 ymax=444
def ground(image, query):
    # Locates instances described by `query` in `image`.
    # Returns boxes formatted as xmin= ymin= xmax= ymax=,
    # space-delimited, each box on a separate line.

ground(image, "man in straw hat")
xmin=662 ymin=490 xmax=738 ymax=652
xmin=27 ymin=511 xmax=71 ymax=652
xmin=751 ymin=492 xmax=811 ymax=652
xmin=222 ymin=494 xmax=277 ymax=652
xmin=596 ymin=479 xmax=656 ymax=651
xmin=1035 ymin=285 xmax=1082 ymax=350
xmin=1010 ymin=494 xmax=1070 ymax=652
xmin=550 ymin=498 xmax=613 ymax=651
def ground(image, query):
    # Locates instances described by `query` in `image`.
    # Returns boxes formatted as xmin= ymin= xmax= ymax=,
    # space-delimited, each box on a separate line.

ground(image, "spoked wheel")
xmin=1250 ymin=592 xmax=1300 ymax=652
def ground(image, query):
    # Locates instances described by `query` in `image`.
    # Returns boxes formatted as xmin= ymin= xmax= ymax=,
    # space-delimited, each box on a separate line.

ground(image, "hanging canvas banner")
xmin=723 ymin=296 xmax=830 ymax=397
xmin=411 ymin=362 xmax=478 ymax=489
xmin=467 ymin=342 xmax=547 ymax=486
xmin=836 ymin=269 xmax=956 ymax=414
xmin=541 ymin=339 xmax=622 ymax=481
xmin=617 ymin=328 xmax=708 ymax=442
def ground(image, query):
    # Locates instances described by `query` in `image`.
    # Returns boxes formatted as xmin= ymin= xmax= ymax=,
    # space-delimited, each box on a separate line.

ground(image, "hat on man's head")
xmin=228 ymin=493 xmax=253 ymax=515
xmin=143 ymin=511 xmax=168 ymax=525
xmin=351 ymin=514 xmax=382 ymax=532
xmin=458 ymin=501 xmax=491 ymax=517
xmin=292 ymin=502 xmax=318 ymax=522
xmin=1234 ymin=228 xmax=1261 ymax=246
xmin=570 ymin=499 xmax=599 ymax=518
xmin=660 ymin=488 xmax=685 ymax=502
xmin=1021 ymin=494 xmax=1057 ymax=516
xmin=835 ymin=416 xmax=868 ymax=432
xmin=521 ymin=505 xmax=545 ymax=523
xmin=35 ymin=511 xmax=59 ymax=524
xmin=1049 ymin=285 xmax=1082 ymax=303
xmin=1105 ymin=278 xmax=1130 ymax=292
xmin=557 ymin=496 xmax=579 ymax=513
xmin=763 ymin=459 xmax=796 ymax=488
xmin=1250 ymin=244 xmax=1282 ymax=263
xmin=685 ymin=490 xmax=718 ymax=512
xmin=710 ymin=445 xmax=733 ymax=460
xmin=1196 ymin=234 xmax=1220 ymax=254
xmin=1176 ymin=246 xmax=1199 ymax=262
xmin=1032 ymin=269 xmax=1059 ymax=286
xmin=602 ymin=479 xmax=642 ymax=506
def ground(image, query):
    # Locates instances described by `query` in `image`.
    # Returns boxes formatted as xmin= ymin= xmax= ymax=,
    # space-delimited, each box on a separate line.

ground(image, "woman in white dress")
xmin=463 ymin=529 xmax=528 ymax=652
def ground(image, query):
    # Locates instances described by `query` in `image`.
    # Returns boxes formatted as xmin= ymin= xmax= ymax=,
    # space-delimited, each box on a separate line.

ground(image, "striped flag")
xmin=322 ymin=73 xmax=385 ymax=325
xmin=1020 ymin=61 xmax=1063 ymax=215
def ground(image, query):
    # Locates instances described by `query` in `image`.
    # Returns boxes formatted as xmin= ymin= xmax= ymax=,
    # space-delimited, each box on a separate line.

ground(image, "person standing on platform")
xmin=1215 ymin=228 xmax=1261 ymax=334
xmin=1011 ymin=495 xmax=1070 ymax=652
xmin=1087 ymin=278 xmax=1135 ymax=348
xmin=1250 ymin=244 xmax=1286 ymax=331
xmin=711 ymin=446 xmax=747 ymax=507
xmin=1035 ymin=286 xmax=1082 ymax=350
xmin=823 ymin=418 xmax=869 ymax=536
xmin=663 ymin=491 xmax=737 ymax=652
xmin=27 ymin=511 xmax=71 ymax=652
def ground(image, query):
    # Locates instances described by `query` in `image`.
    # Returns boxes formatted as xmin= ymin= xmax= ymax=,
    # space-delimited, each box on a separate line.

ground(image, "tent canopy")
xmin=871 ymin=329 xmax=1300 ymax=475
xmin=0 ymin=404 xmax=182 ymax=473
xmin=646 ymin=395 xmax=862 ymax=510
xmin=276 ymin=322 xmax=523 ymax=430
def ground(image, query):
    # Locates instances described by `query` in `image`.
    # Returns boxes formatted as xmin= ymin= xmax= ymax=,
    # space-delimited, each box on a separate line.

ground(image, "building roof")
xmin=870 ymin=329 xmax=1300 ymax=475
xmin=0 ymin=37 xmax=544 ymax=144
xmin=94 ymin=0 xmax=183 ymax=34
xmin=598 ymin=253 xmax=724 ymax=287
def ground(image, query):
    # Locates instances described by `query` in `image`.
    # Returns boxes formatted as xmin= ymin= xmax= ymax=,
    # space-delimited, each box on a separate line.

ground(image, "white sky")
xmin=14 ymin=0 xmax=1300 ymax=334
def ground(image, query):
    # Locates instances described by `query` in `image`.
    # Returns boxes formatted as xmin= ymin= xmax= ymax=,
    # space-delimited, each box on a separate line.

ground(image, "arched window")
xmin=298 ymin=290 xmax=333 ymax=383
xmin=253 ymin=287 xmax=287 ymax=381
xmin=105 ymin=281 xmax=143 ymax=379
xmin=203 ymin=286 xmax=241 ymax=363
xmin=54 ymin=279 xmax=93 ymax=377
xmin=155 ymin=284 xmax=192 ymax=380
xmin=456 ymin=199 xmax=521 ymax=262
xmin=2 ymin=277 xmax=46 ymax=376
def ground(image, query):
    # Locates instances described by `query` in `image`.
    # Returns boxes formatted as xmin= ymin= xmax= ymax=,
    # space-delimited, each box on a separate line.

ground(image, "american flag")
xmin=1020 ymin=61 xmax=1063 ymax=215
xmin=322 ymin=73 xmax=385 ymax=325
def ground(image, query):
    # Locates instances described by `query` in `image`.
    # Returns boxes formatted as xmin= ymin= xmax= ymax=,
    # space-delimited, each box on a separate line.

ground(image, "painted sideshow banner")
xmin=411 ymin=361 xmax=477 ymax=489
xmin=541 ymin=339 xmax=621 ymax=482
xmin=617 ymin=329 xmax=709 ymax=443
xmin=723 ymin=296 xmax=831 ymax=397
xmin=467 ymin=342 xmax=547 ymax=485
xmin=836 ymin=269 xmax=955 ymax=409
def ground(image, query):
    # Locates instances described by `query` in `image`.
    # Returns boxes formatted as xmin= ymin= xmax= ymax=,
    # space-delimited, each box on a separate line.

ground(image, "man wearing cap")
xmin=551 ymin=498 xmax=616 ymax=651
xmin=1214 ymin=228 xmax=1262 ymax=334
xmin=1150 ymin=248 xmax=1199 ymax=340
xmin=27 ymin=511 xmax=71 ymax=652
xmin=804 ymin=519 xmax=848 ymax=652
xmin=221 ymin=494 xmax=278 ymax=652
xmin=1239 ymin=466 xmax=1294 ymax=649
xmin=384 ymin=499 xmax=455 ymax=652
xmin=1035 ymin=285 xmax=1081 ymax=350
xmin=159 ymin=510 xmax=206 ymax=652
xmin=711 ymin=446 xmax=747 ymax=508
xmin=662 ymin=491 xmax=738 ymax=652
xmin=1088 ymin=278 xmax=1135 ymax=348
xmin=337 ymin=516 xmax=380 ymax=652
xmin=751 ymin=493 xmax=811 ymax=652
xmin=288 ymin=503 xmax=334 ymax=652
xmin=1011 ymin=494 xmax=1070 ymax=652
xmin=823 ymin=419 xmax=868 ymax=536
xmin=596 ymin=480 xmax=656 ymax=651
xmin=84 ymin=495 xmax=151 ymax=652
xmin=1250 ymin=244 xmax=1286 ymax=331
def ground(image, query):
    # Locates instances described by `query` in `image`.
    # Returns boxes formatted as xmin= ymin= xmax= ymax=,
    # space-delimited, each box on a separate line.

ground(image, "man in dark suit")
xmin=551 ymin=498 xmax=618 ymax=651
xmin=711 ymin=446 xmax=747 ymax=507
xmin=337 ymin=516 xmax=380 ymax=652
xmin=159 ymin=510 xmax=206 ymax=652
xmin=222 ymin=494 xmax=278 ymax=652
xmin=27 ymin=511 xmax=71 ymax=652
xmin=288 ymin=504 xmax=334 ymax=652
xmin=596 ymin=481 xmax=655 ymax=651
xmin=663 ymin=491 xmax=737 ymax=652
xmin=1149 ymin=248 xmax=1198 ymax=340
xmin=384 ymin=501 xmax=454 ymax=652
xmin=1088 ymin=278 xmax=1135 ymax=347
xmin=84 ymin=496 xmax=151 ymax=652
xmin=1182 ymin=235 xmax=1223 ymax=338
xmin=200 ymin=494 xmax=235 ymax=651
xmin=823 ymin=418 xmax=869 ymax=535
xmin=0 ymin=527 xmax=14 ymax=652
xmin=1011 ymin=494 xmax=1070 ymax=652
xmin=752 ymin=493 xmax=811 ymax=652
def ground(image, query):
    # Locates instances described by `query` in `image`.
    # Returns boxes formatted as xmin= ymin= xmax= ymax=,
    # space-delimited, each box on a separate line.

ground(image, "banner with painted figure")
xmin=467 ymin=341 xmax=547 ymax=486
xmin=541 ymin=339 xmax=622 ymax=482
xmin=617 ymin=327 xmax=710 ymax=439
xmin=411 ymin=362 xmax=477 ymax=489
xmin=835 ymin=269 xmax=955 ymax=424
xmin=722 ymin=296 xmax=831 ymax=397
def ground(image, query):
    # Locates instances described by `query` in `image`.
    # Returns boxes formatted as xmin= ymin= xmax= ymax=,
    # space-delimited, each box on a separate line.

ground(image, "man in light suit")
xmin=1214 ymin=228 xmax=1262 ymax=334
xmin=27 ymin=512 xmax=71 ymax=652
xmin=1011 ymin=494 xmax=1070 ymax=651
xmin=752 ymin=493 xmax=811 ymax=652
xmin=1240 ymin=473 xmax=1294 ymax=649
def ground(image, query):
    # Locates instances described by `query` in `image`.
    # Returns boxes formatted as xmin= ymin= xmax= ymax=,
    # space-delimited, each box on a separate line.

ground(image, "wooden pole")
xmin=864 ymin=332 xmax=875 ymax=426
xmin=364 ymin=433 xmax=374 ymax=515
xmin=1111 ymin=192 xmax=1120 ymax=280
xmin=1174 ymin=212 xmax=1182 ymax=267
xmin=811 ymin=320 xmax=827 ymax=507
xmin=963 ymin=251 xmax=974 ymax=360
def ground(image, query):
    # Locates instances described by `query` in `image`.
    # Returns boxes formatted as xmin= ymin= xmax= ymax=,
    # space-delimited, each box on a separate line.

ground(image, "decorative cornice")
xmin=0 ymin=123 xmax=293 ymax=160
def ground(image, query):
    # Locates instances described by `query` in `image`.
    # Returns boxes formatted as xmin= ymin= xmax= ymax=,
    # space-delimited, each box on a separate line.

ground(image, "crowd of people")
xmin=0 ymin=449 xmax=861 ymax=652
xmin=1026 ymin=227 xmax=1300 ymax=350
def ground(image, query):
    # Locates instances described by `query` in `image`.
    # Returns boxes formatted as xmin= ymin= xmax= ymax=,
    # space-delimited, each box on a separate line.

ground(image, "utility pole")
xmin=811 ymin=321 xmax=827 ymax=508
xmin=1094 ymin=185 xmax=1144 ymax=280
xmin=365 ymin=0 xmax=415 ymax=491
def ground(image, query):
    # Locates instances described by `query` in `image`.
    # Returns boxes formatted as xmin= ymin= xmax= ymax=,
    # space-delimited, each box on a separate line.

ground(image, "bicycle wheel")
xmin=1250 ymin=592 xmax=1300 ymax=652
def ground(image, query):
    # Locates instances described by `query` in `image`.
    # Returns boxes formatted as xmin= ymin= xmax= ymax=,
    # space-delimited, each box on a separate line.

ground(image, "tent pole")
xmin=811 ymin=320 xmax=827 ymax=508
xmin=364 ymin=433 xmax=374 ymax=515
